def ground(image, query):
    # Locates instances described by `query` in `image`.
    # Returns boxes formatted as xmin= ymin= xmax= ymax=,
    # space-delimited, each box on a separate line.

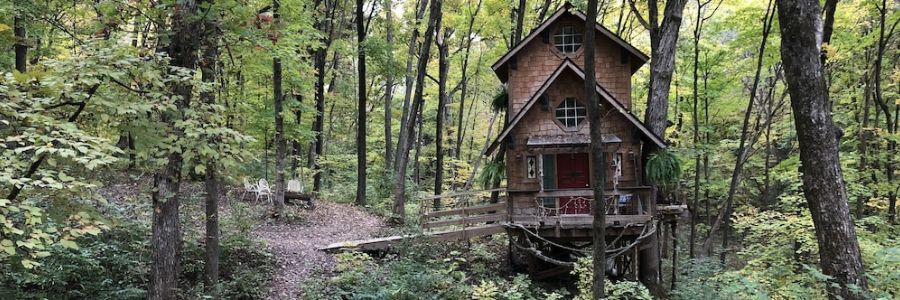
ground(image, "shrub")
xmin=0 ymin=219 xmax=274 ymax=299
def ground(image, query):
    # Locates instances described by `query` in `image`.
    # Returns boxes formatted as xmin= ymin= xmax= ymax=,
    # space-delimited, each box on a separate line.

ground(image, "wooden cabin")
xmin=487 ymin=4 xmax=665 ymax=240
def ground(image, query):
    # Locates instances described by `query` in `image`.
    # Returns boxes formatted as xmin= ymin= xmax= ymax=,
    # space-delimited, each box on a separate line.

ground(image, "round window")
xmin=555 ymin=98 xmax=586 ymax=129
xmin=553 ymin=26 xmax=583 ymax=53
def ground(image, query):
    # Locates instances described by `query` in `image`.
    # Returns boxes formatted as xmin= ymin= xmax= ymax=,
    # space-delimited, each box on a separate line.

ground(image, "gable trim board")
xmin=491 ymin=3 xmax=649 ymax=81
xmin=485 ymin=58 xmax=666 ymax=154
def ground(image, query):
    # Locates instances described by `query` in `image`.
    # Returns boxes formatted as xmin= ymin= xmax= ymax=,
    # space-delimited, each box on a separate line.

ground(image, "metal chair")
xmin=256 ymin=178 xmax=272 ymax=204
xmin=241 ymin=177 xmax=258 ymax=201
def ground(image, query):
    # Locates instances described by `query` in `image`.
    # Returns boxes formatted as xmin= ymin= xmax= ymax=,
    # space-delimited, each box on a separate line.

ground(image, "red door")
xmin=557 ymin=153 xmax=591 ymax=214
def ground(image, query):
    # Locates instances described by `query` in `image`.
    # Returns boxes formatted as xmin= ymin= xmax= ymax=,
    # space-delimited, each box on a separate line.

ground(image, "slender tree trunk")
xmin=396 ymin=0 xmax=429 ymax=164
xmin=434 ymin=27 xmax=449 ymax=205
xmin=393 ymin=0 xmax=440 ymax=223
xmin=513 ymin=0 xmax=526 ymax=46
xmin=701 ymin=0 xmax=775 ymax=256
xmin=292 ymin=94 xmax=303 ymax=178
xmin=455 ymin=0 xmax=482 ymax=161
xmin=688 ymin=0 xmax=706 ymax=260
xmin=820 ymin=0 xmax=838 ymax=65
xmin=311 ymin=0 xmax=338 ymax=193
xmin=465 ymin=111 xmax=500 ymax=189
xmin=383 ymin=0 xmax=395 ymax=170
xmin=356 ymin=0 xmax=368 ymax=206
xmin=777 ymin=0 xmax=869 ymax=298
xmin=199 ymin=7 xmax=221 ymax=291
xmin=274 ymin=56 xmax=286 ymax=213
xmin=202 ymin=160 xmax=220 ymax=291
xmin=273 ymin=1 xmax=287 ymax=215
xmin=585 ymin=0 xmax=606 ymax=297
xmin=151 ymin=1 xmax=205 ymax=298
xmin=14 ymin=2 xmax=26 ymax=73
xmin=857 ymin=61 xmax=872 ymax=219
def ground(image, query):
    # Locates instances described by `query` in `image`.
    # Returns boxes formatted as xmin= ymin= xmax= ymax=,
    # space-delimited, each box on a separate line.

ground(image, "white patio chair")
xmin=241 ymin=177 xmax=258 ymax=200
xmin=257 ymin=178 xmax=272 ymax=204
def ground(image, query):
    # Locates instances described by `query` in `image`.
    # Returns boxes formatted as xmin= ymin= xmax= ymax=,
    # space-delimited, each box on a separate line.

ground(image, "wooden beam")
xmin=423 ymin=213 xmax=507 ymax=229
xmin=320 ymin=224 xmax=507 ymax=253
xmin=424 ymin=202 xmax=506 ymax=219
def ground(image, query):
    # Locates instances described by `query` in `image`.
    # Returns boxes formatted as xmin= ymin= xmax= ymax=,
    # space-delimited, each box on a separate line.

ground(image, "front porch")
xmin=508 ymin=186 xmax=653 ymax=230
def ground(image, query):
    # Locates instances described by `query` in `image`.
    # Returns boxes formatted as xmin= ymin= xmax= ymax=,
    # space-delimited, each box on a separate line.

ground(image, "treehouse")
xmin=489 ymin=4 xmax=664 ymax=233
xmin=326 ymin=3 xmax=670 ymax=280
xmin=487 ymin=3 xmax=665 ymax=265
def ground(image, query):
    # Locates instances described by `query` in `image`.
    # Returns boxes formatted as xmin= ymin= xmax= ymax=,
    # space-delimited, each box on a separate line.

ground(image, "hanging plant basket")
xmin=645 ymin=149 xmax=682 ymax=186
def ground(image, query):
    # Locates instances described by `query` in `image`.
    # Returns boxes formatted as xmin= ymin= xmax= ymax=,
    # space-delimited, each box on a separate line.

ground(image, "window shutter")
xmin=541 ymin=154 xmax=556 ymax=189
xmin=540 ymin=154 xmax=557 ymax=208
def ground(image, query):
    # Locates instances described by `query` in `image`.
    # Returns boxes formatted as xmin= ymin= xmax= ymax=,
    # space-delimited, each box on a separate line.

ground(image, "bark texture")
xmin=393 ymin=0 xmax=440 ymax=223
xmin=584 ymin=0 xmax=607 ymax=297
xmin=199 ymin=7 xmax=221 ymax=289
xmin=777 ymin=0 xmax=869 ymax=298
xmin=355 ymin=0 xmax=367 ymax=206
xmin=150 ymin=1 xmax=205 ymax=298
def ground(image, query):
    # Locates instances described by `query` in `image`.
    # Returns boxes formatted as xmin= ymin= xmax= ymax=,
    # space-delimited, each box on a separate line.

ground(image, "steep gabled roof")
xmin=491 ymin=3 xmax=649 ymax=82
xmin=485 ymin=59 xmax=665 ymax=154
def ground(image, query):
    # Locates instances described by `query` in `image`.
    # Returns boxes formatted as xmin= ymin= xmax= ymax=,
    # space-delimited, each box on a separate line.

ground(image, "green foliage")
xmin=0 ymin=215 xmax=274 ymax=299
xmin=571 ymin=257 xmax=652 ymax=300
xmin=477 ymin=161 xmax=506 ymax=190
xmin=491 ymin=89 xmax=509 ymax=113
xmin=305 ymin=238 xmax=559 ymax=300
xmin=645 ymin=150 xmax=682 ymax=185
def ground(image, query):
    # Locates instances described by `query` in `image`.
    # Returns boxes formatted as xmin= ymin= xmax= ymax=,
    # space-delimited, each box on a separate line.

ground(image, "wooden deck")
xmin=511 ymin=214 xmax=652 ymax=229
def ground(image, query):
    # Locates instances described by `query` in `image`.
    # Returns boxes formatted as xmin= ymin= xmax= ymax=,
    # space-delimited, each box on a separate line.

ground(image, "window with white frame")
xmin=555 ymin=98 xmax=587 ymax=129
xmin=553 ymin=26 xmax=583 ymax=53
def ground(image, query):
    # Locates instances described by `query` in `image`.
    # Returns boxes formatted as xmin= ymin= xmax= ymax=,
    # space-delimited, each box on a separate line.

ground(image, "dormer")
xmin=492 ymin=3 xmax=649 ymax=116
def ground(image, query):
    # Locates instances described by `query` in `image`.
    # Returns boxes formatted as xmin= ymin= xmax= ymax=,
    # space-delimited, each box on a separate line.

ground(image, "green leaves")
xmin=645 ymin=149 xmax=682 ymax=185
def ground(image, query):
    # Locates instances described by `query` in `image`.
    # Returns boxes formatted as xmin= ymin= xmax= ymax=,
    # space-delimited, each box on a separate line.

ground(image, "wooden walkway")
xmin=320 ymin=223 xmax=506 ymax=253
xmin=321 ymin=190 xmax=507 ymax=253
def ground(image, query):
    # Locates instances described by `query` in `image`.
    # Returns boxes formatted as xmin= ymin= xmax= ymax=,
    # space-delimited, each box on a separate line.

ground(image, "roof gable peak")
xmin=491 ymin=3 xmax=649 ymax=82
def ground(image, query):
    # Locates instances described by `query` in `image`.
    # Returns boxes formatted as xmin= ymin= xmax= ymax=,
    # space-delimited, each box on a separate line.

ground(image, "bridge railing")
xmin=419 ymin=188 xmax=507 ymax=232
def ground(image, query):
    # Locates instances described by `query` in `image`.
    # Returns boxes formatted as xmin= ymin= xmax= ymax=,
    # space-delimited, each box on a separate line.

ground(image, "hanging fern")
xmin=477 ymin=161 xmax=506 ymax=190
xmin=491 ymin=89 xmax=508 ymax=113
xmin=645 ymin=149 xmax=682 ymax=185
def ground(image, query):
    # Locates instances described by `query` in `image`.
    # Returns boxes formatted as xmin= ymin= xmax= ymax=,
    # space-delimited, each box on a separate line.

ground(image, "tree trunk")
xmin=777 ymin=0 xmax=869 ymax=298
xmin=513 ymin=0 xmax=526 ymax=46
xmin=199 ymin=7 xmax=221 ymax=291
xmin=274 ymin=57 xmax=286 ymax=214
xmin=642 ymin=0 xmax=688 ymax=138
xmin=584 ymin=0 xmax=606 ymax=298
xmin=454 ymin=0 xmax=483 ymax=161
xmin=356 ymin=0 xmax=368 ymax=206
xmin=14 ymin=3 xmax=26 ymax=73
xmin=383 ymin=0 xmax=395 ymax=171
xmin=393 ymin=0 xmax=440 ymax=223
xmin=150 ymin=1 xmax=205 ymax=298
xmin=635 ymin=0 xmax=688 ymax=294
xmin=203 ymin=163 xmax=220 ymax=292
xmin=396 ymin=0 xmax=429 ymax=165
xmin=434 ymin=26 xmax=449 ymax=205
xmin=701 ymin=0 xmax=776 ymax=256
xmin=311 ymin=0 xmax=338 ymax=193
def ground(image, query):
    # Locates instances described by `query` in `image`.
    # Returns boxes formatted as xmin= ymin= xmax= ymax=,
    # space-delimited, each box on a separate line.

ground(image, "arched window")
xmin=553 ymin=26 xmax=583 ymax=53
xmin=555 ymin=98 xmax=586 ymax=129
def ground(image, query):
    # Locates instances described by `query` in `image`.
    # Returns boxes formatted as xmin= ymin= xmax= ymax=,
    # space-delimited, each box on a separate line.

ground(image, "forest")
xmin=0 ymin=0 xmax=897 ymax=299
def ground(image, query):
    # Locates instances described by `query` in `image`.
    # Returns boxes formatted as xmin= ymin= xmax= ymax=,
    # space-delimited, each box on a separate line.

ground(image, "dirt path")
xmin=251 ymin=201 xmax=384 ymax=299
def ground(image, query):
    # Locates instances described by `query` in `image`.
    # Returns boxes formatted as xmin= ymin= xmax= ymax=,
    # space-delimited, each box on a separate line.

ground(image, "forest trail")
xmin=251 ymin=201 xmax=385 ymax=299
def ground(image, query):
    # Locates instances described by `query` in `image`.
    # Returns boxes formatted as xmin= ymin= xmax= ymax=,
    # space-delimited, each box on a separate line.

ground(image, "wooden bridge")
xmin=321 ymin=189 xmax=509 ymax=253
